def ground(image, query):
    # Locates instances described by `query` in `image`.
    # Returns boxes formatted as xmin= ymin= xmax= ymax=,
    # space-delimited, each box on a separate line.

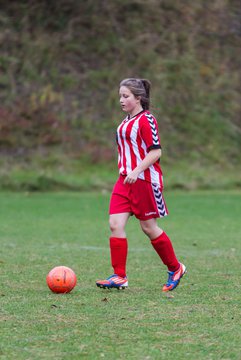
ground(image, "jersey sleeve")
xmin=139 ymin=113 xmax=161 ymax=152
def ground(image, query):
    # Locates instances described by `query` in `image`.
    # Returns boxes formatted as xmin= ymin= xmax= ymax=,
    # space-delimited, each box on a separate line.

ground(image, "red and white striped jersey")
xmin=116 ymin=110 xmax=164 ymax=188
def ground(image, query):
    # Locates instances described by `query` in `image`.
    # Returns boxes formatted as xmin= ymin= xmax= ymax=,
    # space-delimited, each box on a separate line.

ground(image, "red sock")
xmin=110 ymin=237 xmax=128 ymax=278
xmin=151 ymin=232 xmax=179 ymax=272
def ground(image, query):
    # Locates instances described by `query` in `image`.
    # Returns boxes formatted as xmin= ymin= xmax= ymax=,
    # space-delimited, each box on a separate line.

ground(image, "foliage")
xmin=0 ymin=0 xmax=240 ymax=176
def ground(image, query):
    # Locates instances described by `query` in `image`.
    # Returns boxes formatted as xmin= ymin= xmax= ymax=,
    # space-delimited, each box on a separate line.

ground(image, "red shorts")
xmin=109 ymin=175 xmax=168 ymax=220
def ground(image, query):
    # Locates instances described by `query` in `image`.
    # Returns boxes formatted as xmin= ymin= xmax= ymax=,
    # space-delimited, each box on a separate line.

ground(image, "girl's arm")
xmin=124 ymin=148 xmax=162 ymax=184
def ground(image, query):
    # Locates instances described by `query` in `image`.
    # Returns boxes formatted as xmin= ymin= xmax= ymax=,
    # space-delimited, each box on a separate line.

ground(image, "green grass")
xmin=0 ymin=191 xmax=240 ymax=359
xmin=0 ymin=160 xmax=240 ymax=191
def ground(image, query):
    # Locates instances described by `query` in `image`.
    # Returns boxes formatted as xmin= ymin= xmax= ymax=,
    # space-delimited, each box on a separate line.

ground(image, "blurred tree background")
xmin=0 ymin=0 xmax=240 ymax=190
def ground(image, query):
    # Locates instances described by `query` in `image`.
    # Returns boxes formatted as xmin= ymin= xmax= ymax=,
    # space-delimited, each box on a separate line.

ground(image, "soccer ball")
xmin=46 ymin=266 xmax=77 ymax=293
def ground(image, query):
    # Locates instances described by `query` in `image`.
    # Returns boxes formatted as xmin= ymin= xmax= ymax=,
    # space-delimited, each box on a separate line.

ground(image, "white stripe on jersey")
xmin=150 ymin=165 xmax=160 ymax=186
xmin=140 ymin=138 xmax=160 ymax=186
xmin=118 ymin=123 xmax=125 ymax=174
xmin=130 ymin=119 xmax=142 ymax=170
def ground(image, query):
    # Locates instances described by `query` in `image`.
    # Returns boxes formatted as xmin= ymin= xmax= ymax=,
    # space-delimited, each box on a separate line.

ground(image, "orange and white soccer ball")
xmin=46 ymin=266 xmax=77 ymax=293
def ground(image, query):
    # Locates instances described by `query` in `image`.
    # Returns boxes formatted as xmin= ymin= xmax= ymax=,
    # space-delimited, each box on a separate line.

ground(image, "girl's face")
xmin=119 ymin=86 xmax=141 ymax=115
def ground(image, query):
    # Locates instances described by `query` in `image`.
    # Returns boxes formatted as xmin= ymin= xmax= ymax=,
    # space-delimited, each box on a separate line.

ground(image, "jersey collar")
xmin=127 ymin=110 xmax=146 ymax=121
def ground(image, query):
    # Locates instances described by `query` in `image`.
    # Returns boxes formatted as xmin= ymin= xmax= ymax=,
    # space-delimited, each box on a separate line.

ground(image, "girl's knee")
xmin=140 ymin=222 xmax=152 ymax=236
xmin=140 ymin=221 xmax=163 ymax=239
xmin=109 ymin=217 xmax=123 ymax=233
xmin=109 ymin=214 xmax=129 ymax=238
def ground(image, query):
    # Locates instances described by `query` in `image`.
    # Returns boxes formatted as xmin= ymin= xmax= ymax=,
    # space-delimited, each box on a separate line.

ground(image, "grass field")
xmin=0 ymin=191 xmax=240 ymax=360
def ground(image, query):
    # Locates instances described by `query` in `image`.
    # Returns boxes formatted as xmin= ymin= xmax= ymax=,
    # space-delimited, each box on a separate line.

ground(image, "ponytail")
xmin=141 ymin=79 xmax=151 ymax=110
xmin=141 ymin=79 xmax=151 ymax=99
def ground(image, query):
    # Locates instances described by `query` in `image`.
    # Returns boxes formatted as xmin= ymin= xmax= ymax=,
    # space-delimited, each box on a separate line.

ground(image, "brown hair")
xmin=119 ymin=78 xmax=151 ymax=110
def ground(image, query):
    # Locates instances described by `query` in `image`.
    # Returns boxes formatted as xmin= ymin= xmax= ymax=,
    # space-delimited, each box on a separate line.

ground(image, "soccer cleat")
xmin=96 ymin=274 xmax=128 ymax=290
xmin=162 ymin=263 xmax=187 ymax=292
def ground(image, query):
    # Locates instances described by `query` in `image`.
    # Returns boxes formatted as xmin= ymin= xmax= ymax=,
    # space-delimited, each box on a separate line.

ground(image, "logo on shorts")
xmin=145 ymin=211 xmax=157 ymax=216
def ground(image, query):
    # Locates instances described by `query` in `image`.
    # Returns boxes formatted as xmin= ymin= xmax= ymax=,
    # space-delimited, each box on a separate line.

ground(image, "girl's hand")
xmin=124 ymin=169 xmax=139 ymax=184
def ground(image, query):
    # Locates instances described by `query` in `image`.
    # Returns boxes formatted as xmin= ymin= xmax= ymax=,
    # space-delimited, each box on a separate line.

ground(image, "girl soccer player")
xmin=96 ymin=78 xmax=186 ymax=292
